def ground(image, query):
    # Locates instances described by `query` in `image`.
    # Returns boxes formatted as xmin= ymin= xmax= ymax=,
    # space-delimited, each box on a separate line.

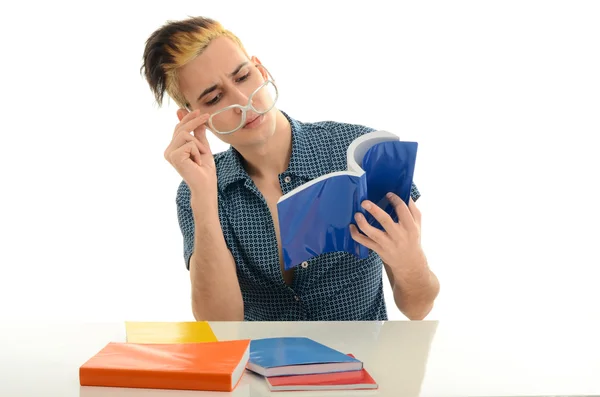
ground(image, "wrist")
xmin=390 ymin=257 xmax=430 ymax=288
xmin=191 ymin=197 xmax=225 ymax=245
xmin=190 ymin=191 xmax=219 ymax=217
xmin=190 ymin=185 xmax=217 ymax=204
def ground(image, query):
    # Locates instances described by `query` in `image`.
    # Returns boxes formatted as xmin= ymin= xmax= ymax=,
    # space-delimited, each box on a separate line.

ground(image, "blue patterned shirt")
xmin=176 ymin=111 xmax=421 ymax=321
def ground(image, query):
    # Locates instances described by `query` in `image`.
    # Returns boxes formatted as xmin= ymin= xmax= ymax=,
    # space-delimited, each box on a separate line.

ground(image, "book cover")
xmin=277 ymin=130 xmax=418 ymax=269
xmin=79 ymin=339 xmax=250 ymax=392
xmin=124 ymin=321 xmax=217 ymax=344
xmin=246 ymin=337 xmax=362 ymax=377
xmin=265 ymin=354 xmax=378 ymax=391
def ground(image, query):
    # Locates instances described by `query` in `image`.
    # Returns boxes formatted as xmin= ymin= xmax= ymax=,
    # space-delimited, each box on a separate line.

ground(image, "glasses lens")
xmin=251 ymin=81 xmax=278 ymax=114
xmin=210 ymin=78 xmax=278 ymax=134
xmin=211 ymin=108 xmax=243 ymax=134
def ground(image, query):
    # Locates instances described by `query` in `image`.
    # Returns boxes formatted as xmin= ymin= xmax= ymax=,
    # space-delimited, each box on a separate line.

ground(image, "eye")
xmin=206 ymin=94 xmax=221 ymax=106
xmin=236 ymin=71 xmax=251 ymax=82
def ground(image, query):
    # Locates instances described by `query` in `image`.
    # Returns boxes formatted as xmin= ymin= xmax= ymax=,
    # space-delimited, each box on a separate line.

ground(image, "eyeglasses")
xmin=191 ymin=64 xmax=279 ymax=135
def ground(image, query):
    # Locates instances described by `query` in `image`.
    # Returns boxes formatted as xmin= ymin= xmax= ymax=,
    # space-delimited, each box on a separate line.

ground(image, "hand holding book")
xmin=276 ymin=130 xmax=419 ymax=270
xmin=350 ymin=193 xmax=427 ymax=275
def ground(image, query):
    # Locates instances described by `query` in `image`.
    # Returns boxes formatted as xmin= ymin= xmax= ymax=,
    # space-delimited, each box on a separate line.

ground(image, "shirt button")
xmin=301 ymin=261 xmax=309 ymax=269
xmin=294 ymin=295 xmax=300 ymax=301
xmin=284 ymin=176 xmax=292 ymax=183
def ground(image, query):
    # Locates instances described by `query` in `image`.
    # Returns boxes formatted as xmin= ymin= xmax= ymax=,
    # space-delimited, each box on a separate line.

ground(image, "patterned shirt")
xmin=176 ymin=111 xmax=421 ymax=321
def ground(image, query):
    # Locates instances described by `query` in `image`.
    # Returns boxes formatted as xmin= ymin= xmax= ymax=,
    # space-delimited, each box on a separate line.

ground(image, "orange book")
xmin=79 ymin=339 xmax=250 ymax=392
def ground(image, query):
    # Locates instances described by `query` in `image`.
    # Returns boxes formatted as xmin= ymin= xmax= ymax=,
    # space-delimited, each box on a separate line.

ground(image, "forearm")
xmin=189 ymin=197 xmax=244 ymax=321
xmin=386 ymin=261 xmax=439 ymax=320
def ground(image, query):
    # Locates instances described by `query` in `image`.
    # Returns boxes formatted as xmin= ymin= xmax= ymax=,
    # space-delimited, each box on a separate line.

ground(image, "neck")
xmin=234 ymin=111 xmax=292 ymax=179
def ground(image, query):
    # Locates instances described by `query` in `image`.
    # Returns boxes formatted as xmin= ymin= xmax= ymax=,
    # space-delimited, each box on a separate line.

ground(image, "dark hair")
xmin=140 ymin=16 xmax=245 ymax=107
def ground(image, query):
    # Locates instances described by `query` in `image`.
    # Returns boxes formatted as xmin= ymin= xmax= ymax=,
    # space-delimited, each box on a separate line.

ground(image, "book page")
xmin=346 ymin=130 xmax=400 ymax=174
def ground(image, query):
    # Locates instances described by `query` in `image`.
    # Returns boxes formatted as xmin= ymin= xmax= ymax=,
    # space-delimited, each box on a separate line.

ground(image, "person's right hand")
xmin=164 ymin=109 xmax=217 ymax=196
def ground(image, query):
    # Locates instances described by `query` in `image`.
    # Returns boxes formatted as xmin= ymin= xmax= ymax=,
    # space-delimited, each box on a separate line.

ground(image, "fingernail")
xmin=362 ymin=201 xmax=371 ymax=210
xmin=386 ymin=193 xmax=394 ymax=199
xmin=355 ymin=213 xmax=363 ymax=221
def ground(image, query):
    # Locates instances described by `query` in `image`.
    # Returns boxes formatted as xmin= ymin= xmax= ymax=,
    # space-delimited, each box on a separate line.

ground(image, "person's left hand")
xmin=349 ymin=193 xmax=427 ymax=272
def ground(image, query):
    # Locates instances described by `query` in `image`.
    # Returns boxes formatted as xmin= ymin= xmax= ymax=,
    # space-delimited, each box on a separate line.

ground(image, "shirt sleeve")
xmin=176 ymin=181 xmax=235 ymax=270
xmin=410 ymin=182 xmax=421 ymax=201
xmin=176 ymin=199 xmax=196 ymax=270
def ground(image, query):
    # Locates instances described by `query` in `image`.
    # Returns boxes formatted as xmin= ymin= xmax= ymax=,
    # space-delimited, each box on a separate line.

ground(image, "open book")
xmin=277 ymin=131 xmax=418 ymax=270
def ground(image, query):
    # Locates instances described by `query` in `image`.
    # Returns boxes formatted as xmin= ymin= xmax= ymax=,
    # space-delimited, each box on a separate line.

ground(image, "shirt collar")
xmin=281 ymin=110 xmax=324 ymax=181
xmin=215 ymin=146 xmax=247 ymax=192
xmin=217 ymin=110 xmax=324 ymax=192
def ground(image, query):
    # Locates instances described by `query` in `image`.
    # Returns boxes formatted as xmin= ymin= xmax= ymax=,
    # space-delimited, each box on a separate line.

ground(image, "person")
xmin=140 ymin=16 xmax=439 ymax=322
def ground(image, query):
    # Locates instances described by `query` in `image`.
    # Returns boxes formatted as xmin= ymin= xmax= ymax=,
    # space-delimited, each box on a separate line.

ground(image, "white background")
xmin=0 ymin=1 xmax=599 ymax=324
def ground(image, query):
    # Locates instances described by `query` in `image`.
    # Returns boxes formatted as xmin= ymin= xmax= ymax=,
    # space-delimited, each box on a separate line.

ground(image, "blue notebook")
xmin=246 ymin=337 xmax=363 ymax=377
xmin=277 ymin=130 xmax=418 ymax=270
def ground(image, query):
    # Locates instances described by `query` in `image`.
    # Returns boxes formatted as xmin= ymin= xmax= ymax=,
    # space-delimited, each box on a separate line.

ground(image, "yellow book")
xmin=125 ymin=321 xmax=218 ymax=344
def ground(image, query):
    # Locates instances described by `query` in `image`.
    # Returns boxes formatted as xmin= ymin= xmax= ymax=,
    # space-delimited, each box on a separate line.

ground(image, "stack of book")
xmin=246 ymin=336 xmax=377 ymax=392
xmin=78 ymin=322 xmax=378 ymax=393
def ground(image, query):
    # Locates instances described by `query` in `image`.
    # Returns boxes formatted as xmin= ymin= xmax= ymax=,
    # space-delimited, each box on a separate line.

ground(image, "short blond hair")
xmin=141 ymin=16 xmax=247 ymax=108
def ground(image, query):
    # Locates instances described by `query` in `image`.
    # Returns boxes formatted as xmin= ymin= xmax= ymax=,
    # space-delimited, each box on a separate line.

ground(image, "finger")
xmin=172 ymin=113 xmax=210 ymax=148
xmin=387 ymin=193 xmax=417 ymax=232
xmin=191 ymin=116 xmax=212 ymax=148
xmin=170 ymin=141 xmax=201 ymax=167
xmin=408 ymin=198 xmax=422 ymax=228
xmin=165 ymin=124 xmax=210 ymax=160
xmin=177 ymin=113 xmax=211 ymax=150
xmin=165 ymin=130 xmax=209 ymax=164
xmin=177 ymin=112 xmax=210 ymax=137
xmin=349 ymin=224 xmax=378 ymax=251
xmin=187 ymin=140 xmax=202 ymax=167
xmin=172 ymin=130 xmax=210 ymax=155
xmin=354 ymin=211 xmax=389 ymax=244
xmin=361 ymin=200 xmax=398 ymax=236
xmin=173 ymin=109 xmax=200 ymax=138
xmin=193 ymin=125 xmax=210 ymax=149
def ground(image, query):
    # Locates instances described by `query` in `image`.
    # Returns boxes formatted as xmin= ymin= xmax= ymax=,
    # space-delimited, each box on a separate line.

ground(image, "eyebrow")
xmin=196 ymin=62 xmax=249 ymax=102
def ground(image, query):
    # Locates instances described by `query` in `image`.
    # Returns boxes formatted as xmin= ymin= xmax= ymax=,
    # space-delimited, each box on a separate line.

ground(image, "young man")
xmin=140 ymin=16 xmax=439 ymax=321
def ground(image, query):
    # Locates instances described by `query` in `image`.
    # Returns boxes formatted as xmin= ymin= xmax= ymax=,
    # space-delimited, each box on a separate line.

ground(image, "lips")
xmin=244 ymin=115 xmax=260 ymax=127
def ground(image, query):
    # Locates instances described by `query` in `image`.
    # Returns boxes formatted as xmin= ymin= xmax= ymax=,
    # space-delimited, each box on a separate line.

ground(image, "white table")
xmin=1 ymin=319 xmax=599 ymax=396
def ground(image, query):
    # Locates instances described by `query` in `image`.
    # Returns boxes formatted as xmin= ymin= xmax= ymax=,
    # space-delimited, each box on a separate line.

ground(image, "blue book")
xmin=246 ymin=337 xmax=363 ymax=377
xmin=277 ymin=130 xmax=418 ymax=270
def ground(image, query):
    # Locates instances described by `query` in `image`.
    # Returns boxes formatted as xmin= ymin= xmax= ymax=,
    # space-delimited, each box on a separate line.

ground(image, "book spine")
xmin=352 ymin=173 xmax=370 ymax=258
xmin=79 ymin=367 xmax=233 ymax=392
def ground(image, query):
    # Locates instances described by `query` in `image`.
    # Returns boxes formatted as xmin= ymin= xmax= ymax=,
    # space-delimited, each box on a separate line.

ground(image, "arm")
xmin=382 ymin=189 xmax=439 ymax=320
xmin=383 ymin=260 xmax=439 ymax=320
xmin=167 ymin=109 xmax=244 ymax=321
xmin=349 ymin=191 xmax=440 ymax=321
xmin=184 ymin=196 xmax=244 ymax=321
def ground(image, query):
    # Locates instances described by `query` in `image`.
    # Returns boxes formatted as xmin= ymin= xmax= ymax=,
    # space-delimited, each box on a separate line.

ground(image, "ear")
xmin=251 ymin=56 xmax=268 ymax=79
xmin=176 ymin=108 xmax=188 ymax=122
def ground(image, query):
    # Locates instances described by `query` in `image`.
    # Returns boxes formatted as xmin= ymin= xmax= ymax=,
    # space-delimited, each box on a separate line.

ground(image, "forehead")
xmin=178 ymin=37 xmax=249 ymax=101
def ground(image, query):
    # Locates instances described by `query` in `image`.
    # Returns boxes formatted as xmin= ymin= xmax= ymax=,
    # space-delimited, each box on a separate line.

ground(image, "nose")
xmin=231 ymin=86 xmax=250 ymax=106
